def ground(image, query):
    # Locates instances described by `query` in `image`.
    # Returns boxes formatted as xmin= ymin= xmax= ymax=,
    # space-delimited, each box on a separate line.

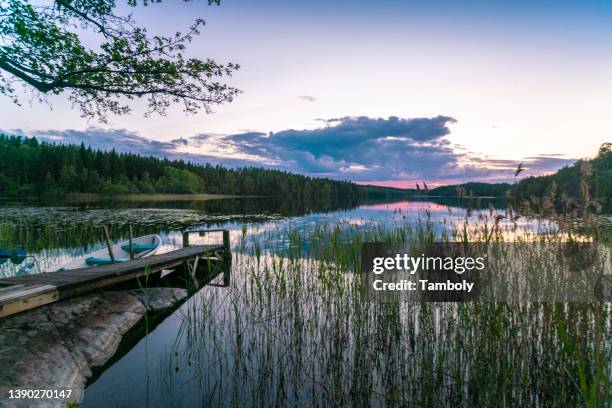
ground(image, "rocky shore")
xmin=0 ymin=287 xmax=187 ymax=408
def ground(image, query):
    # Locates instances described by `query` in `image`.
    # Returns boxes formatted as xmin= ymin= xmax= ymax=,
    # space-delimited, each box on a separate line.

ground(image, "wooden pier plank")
xmin=0 ymin=285 xmax=59 ymax=319
xmin=0 ymin=243 xmax=227 ymax=318
xmin=0 ymin=245 xmax=219 ymax=288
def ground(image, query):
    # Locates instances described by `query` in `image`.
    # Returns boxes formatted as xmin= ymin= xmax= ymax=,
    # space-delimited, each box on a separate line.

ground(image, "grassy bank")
xmin=68 ymin=193 xmax=238 ymax=203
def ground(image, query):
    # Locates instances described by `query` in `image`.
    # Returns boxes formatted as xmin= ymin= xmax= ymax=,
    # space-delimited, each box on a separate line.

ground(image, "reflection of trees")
xmin=408 ymin=196 xmax=508 ymax=210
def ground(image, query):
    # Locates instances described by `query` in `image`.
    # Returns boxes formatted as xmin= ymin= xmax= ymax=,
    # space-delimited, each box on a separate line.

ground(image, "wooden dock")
xmin=0 ymin=229 xmax=231 ymax=319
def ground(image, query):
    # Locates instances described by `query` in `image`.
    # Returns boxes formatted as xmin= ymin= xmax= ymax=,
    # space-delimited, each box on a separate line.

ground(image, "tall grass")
xmin=165 ymin=216 xmax=610 ymax=407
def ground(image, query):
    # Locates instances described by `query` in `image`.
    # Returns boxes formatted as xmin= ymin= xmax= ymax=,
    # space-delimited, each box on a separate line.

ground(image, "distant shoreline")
xmin=408 ymin=195 xmax=506 ymax=199
xmin=68 ymin=193 xmax=242 ymax=202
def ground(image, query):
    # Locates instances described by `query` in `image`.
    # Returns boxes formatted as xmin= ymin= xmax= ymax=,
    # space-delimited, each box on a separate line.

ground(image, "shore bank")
xmin=68 ymin=193 xmax=239 ymax=203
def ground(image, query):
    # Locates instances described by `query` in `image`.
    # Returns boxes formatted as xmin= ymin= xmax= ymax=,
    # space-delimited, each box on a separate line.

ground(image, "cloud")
xmin=29 ymin=127 xmax=181 ymax=157
xmin=467 ymin=155 xmax=575 ymax=182
xmin=521 ymin=155 xmax=576 ymax=173
xmin=27 ymin=127 xmax=259 ymax=168
xmin=14 ymin=115 xmax=575 ymax=185
xmin=190 ymin=115 xmax=461 ymax=180
xmin=298 ymin=95 xmax=317 ymax=102
xmin=170 ymin=137 xmax=189 ymax=146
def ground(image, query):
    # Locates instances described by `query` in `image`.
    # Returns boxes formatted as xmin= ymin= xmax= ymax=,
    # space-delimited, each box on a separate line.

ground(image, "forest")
xmin=0 ymin=135 xmax=405 ymax=204
xmin=418 ymin=144 xmax=612 ymax=214
xmin=428 ymin=182 xmax=511 ymax=198
xmin=511 ymin=143 xmax=612 ymax=213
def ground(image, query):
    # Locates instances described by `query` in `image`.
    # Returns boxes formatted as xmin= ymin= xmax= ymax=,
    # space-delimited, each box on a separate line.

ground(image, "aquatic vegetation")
xmin=160 ymin=218 xmax=610 ymax=407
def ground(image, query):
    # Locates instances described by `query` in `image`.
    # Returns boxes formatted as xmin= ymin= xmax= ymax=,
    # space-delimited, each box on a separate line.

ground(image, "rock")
xmin=0 ymin=287 xmax=187 ymax=408
xmin=128 ymin=287 xmax=187 ymax=311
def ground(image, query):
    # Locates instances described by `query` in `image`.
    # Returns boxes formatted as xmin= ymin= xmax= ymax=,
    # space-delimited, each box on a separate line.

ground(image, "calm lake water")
xmin=2 ymin=196 xmax=604 ymax=407
xmin=0 ymin=196 xmax=530 ymax=279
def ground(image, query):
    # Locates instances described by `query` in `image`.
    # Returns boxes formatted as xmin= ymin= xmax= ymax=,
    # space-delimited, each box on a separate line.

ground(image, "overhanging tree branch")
xmin=0 ymin=0 xmax=240 ymax=121
xmin=0 ymin=57 xmax=54 ymax=92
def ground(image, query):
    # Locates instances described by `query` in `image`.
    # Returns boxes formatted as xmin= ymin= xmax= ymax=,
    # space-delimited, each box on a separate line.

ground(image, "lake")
xmin=0 ymin=196 xmax=540 ymax=279
xmin=0 ymin=196 xmax=608 ymax=407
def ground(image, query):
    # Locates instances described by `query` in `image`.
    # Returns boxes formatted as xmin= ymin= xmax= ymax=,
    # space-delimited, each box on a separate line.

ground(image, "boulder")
xmin=0 ymin=287 xmax=187 ymax=408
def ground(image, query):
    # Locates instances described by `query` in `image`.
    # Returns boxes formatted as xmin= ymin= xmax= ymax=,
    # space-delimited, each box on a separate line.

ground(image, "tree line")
xmin=428 ymin=182 xmax=511 ymax=198
xmin=4 ymin=135 xmax=608 ymax=213
xmin=510 ymin=143 xmax=612 ymax=214
xmin=408 ymin=144 xmax=612 ymax=215
xmin=0 ymin=135 xmax=371 ymax=205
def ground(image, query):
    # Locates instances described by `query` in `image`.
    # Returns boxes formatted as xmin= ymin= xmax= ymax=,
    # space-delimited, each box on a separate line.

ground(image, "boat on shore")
xmin=57 ymin=234 xmax=162 ymax=271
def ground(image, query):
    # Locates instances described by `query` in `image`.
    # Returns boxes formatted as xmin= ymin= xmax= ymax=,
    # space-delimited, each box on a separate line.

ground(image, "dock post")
xmin=102 ymin=225 xmax=116 ymax=263
xmin=183 ymin=231 xmax=190 ymax=247
xmin=223 ymin=230 xmax=231 ymax=260
xmin=128 ymin=225 xmax=134 ymax=260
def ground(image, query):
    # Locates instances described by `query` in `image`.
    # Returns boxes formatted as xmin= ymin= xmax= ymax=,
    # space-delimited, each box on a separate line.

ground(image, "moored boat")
xmin=57 ymin=234 xmax=162 ymax=271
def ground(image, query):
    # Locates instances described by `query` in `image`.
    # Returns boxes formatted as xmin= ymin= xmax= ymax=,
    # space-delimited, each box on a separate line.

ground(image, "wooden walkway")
xmin=0 ymin=230 xmax=231 ymax=319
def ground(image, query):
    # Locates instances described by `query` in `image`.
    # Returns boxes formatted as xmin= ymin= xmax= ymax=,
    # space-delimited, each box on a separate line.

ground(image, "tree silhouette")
xmin=0 ymin=0 xmax=239 ymax=121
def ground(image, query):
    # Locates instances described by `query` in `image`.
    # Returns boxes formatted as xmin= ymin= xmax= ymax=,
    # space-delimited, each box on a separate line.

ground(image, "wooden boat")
xmin=57 ymin=234 xmax=162 ymax=271
xmin=0 ymin=248 xmax=9 ymax=265
xmin=10 ymin=248 xmax=27 ymax=265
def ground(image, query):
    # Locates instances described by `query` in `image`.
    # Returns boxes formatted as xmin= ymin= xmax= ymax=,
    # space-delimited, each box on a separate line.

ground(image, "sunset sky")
xmin=2 ymin=0 xmax=611 ymax=187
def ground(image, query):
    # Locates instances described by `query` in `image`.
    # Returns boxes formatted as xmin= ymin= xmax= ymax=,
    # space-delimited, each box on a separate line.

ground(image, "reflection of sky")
xmin=188 ymin=200 xmax=557 ymax=255
xmin=360 ymin=201 xmax=452 ymax=213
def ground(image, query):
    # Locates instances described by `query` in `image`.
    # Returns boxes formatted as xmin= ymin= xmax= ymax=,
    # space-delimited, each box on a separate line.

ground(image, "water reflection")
xmin=0 ymin=196 xmax=605 ymax=407
xmin=0 ymin=196 xmax=550 ymax=278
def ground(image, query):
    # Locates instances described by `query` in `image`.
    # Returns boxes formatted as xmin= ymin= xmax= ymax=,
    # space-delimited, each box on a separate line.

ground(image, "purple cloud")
xmin=13 ymin=115 xmax=575 ymax=185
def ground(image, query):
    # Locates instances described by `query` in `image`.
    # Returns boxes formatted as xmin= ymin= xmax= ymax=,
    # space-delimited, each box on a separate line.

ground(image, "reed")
xmin=165 ymin=213 xmax=610 ymax=407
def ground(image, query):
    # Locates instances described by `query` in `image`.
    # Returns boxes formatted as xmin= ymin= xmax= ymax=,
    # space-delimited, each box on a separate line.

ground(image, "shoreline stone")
xmin=0 ymin=287 xmax=187 ymax=408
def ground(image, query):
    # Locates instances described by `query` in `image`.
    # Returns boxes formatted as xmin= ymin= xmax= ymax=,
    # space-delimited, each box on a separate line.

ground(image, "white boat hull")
xmin=57 ymin=234 xmax=162 ymax=271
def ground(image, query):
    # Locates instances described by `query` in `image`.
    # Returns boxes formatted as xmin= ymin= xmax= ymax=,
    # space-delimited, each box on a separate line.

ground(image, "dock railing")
xmin=182 ymin=229 xmax=231 ymax=259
